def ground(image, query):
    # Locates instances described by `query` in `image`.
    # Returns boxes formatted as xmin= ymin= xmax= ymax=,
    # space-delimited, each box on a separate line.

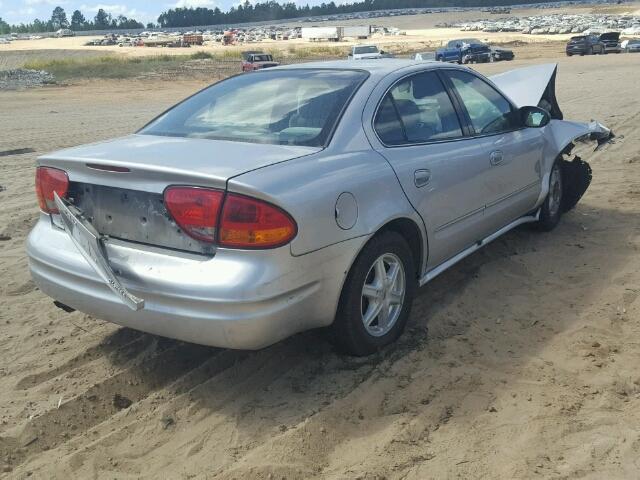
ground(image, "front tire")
xmin=534 ymin=161 xmax=564 ymax=231
xmin=332 ymin=232 xmax=416 ymax=356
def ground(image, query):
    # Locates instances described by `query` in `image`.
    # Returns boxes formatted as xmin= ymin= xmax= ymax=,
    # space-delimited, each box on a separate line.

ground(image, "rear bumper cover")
xmin=27 ymin=214 xmax=361 ymax=349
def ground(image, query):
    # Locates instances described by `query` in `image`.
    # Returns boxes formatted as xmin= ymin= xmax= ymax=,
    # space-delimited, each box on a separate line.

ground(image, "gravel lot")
xmin=0 ymin=52 xmax=639 ymax=479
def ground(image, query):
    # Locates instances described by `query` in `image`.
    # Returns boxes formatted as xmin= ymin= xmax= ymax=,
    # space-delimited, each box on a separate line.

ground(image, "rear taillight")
xmin=164 ymin=186 xmax=224 ymax=243
xmin=35 ymin=166 xmax=69 ymax=214
xmin=219 ymin=194 xmax=297 ymax=249
xmin=163 ymin=187 xmax=297 ymax=249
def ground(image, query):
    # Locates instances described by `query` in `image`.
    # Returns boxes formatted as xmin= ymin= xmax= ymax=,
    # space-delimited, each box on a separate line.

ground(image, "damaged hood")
xmin=490 ymin=63 xmax=613 ymax=150
xmin=490 ymin=63 xmax=563 ymax=119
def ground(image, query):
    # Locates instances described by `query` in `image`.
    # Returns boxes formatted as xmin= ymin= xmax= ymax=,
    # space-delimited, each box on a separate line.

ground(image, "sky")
xmin=0 ymin=0 xmax=326 ymax=25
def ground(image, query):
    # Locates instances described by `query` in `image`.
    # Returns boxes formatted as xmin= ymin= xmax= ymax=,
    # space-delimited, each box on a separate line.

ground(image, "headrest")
xmin=412 ymin=77 xmax=439 ymax=100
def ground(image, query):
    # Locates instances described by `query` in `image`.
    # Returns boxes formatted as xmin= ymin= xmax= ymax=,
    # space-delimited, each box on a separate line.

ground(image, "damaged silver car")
xmin=27 ymin=60 xmax=611 ymax=356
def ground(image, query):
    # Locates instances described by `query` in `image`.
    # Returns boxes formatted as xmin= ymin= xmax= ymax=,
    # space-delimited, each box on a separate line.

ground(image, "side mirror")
xmin=520 ymin=106 xmax=550 ymax=128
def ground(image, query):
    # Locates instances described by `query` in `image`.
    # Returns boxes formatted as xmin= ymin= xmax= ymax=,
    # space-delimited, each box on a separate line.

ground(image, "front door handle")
xmin=490 ymin=150 xmax=504 ymax=166
xmin=414 ymin=169 xmax=431 ymax=188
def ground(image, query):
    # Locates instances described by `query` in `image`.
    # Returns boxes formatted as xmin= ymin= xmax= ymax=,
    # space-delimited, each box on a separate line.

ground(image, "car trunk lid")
xmin=39 ymin=134 xmax=319 ymax=254
xmin=39 ymin=134 xmax=319 ymax=193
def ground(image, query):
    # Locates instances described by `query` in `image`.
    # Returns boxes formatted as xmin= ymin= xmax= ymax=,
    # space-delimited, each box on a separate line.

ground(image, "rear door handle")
xmin=414 ymin=169 xmax=431 ymax=188
xmin=490 ymin=150 xmax=504 ymax=166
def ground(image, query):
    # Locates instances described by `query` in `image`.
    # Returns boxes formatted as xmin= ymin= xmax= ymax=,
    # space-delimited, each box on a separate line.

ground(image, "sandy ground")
xmin=0 ymin=49 xmax=639 ymax=479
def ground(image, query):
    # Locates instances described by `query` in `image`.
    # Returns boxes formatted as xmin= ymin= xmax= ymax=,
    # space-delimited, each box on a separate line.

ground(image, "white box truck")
xmin=343 ymin=25 xmax=371 ymax=39
xmin=301 ymin=26 xmax=344 ymax=42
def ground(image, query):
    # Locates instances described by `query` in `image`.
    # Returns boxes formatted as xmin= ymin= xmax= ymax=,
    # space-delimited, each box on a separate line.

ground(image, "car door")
xmin=369 ymin=70 xmax=495 ymax=268
xmin=442 ymin=69 xmax=544 ymax=234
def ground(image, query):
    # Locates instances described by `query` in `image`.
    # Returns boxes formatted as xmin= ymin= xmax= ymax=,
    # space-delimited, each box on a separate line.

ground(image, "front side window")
xmin=446 ymin=70 xmax=518 ymax=135
xmin=140 ymin=69 xmax=368 ymax=147
xmin=373 ymin=71 xmax=463 ymax=146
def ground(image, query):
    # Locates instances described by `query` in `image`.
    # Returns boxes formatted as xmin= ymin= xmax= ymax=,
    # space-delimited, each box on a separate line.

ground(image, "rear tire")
xmin=331 ymin=232 xmax=417 ymax=356
xmin=534 ymin=161 xmax=564 ymax=232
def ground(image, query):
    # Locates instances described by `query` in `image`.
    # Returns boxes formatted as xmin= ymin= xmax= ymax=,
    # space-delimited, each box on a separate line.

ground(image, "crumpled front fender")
xmin=491 ymin=63 xmax=614 ymax=213
xmin=536 ymin=119 xmax=612 ymax=212
xmin=546 ymin=119 xmax=613 ymax=155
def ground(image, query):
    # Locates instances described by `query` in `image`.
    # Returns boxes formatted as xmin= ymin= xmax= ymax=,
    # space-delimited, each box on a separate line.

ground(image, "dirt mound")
xmin=0 ymin=69 xmax=56 ymax=90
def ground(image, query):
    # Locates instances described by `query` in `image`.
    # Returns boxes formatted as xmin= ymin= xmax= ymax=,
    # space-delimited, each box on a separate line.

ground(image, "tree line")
xmin=157 ymin=0 xmax=551 ymax=28
xmin=0 ymin=6 xmax=148 ymax=34
xmin=2 ymin=0 xmax=557 ymax=34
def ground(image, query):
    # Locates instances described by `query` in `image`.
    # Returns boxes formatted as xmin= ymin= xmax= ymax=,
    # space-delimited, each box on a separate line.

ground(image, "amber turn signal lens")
xmin=219 ymin=193 xmax=297 ymax=249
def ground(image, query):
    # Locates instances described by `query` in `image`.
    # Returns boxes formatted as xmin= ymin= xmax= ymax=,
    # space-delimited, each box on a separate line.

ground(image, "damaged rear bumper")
xmin=27 ymin=214 xmax=357 ymax=350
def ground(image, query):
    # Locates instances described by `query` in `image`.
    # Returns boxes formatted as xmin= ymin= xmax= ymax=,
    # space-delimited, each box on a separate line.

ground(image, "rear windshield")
xmin=252 ymin=54 xmax=272 ymax=62
xmin=140 ymin=69 xmax=367 ymax=147
xmin=354 ymin=46 xmax=379 ymax=54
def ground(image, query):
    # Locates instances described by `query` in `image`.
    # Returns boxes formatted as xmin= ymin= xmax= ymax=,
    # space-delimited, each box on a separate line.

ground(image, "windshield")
xmin=354 ymin=46 xmax=379 ymax=54
xmin=140 ymin=69 xmax=368 ymax=147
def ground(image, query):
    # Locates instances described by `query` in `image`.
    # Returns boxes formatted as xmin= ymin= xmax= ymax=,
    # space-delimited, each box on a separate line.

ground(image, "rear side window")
xmin=446 ymin=70 xmax=518 ymax=135
xmin=374 ymin=71 xmax=463 ymax=146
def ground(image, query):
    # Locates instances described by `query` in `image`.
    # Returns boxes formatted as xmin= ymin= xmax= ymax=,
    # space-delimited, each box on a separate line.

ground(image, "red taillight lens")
xmin=35 ymin=166 xmax=69 ymax=214
xmin=219 ymin=194 xmax=297 ymax=249
xmin=164 ymin=187 xmax=224 ymax=243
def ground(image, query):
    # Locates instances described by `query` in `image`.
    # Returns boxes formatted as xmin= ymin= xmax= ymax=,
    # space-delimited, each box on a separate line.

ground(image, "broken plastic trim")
xmin=584 ymin=121 xmax=615 ymax=151
xmin=560 ymin=155 xmax=592 ymax=213
xmin=53 ymin=300 xmax=76 ymax=313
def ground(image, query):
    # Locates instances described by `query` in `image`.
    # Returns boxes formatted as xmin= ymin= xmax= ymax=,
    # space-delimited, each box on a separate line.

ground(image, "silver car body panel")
xmin=38 ymin=134 xmax=320 ymax=193
xmin=27 ymin=59 xmax=610 ymax=349
xmin=489 ymin=63 xmax=559 ymax=111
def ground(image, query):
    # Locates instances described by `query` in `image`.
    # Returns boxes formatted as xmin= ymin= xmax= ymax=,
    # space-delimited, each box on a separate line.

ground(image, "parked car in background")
xmin=566 ymin=35 xmax=605 ymax=55
xmin=27 ymin=60 xmax=611 ymax=356
xmin=348 ymin=45 xmax=386 ymax=60
xmin=490 ymin=46 xmax=515 ymax=62
xmin=436 ymin=39 xmax=491 ymax=63
xmin=622 ymin=38 xmax=640 ymax=52
xmin=241 ymin=51 xmax=279 ymax=72
xmin=55 ymin=29 xmax=74 ymax=38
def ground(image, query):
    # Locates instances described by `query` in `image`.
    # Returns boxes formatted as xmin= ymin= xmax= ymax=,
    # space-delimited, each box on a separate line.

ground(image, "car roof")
xmin=271 ymin=59 xmax=439 ymax=77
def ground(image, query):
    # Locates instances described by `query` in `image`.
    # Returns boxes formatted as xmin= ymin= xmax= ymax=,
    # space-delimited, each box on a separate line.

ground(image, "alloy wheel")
xmin=548 ymin=164 xmax=563 ymax=218
xmin=361 ymin=253 xmax=406 ymax=337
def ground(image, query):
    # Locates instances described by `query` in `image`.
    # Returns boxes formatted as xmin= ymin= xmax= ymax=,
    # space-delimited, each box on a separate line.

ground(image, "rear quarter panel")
xmin=228 ymin=147 xmax=424 ymax=258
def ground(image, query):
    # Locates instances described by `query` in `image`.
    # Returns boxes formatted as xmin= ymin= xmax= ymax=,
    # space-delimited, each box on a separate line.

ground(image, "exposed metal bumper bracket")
xmin=53 ymin=192 xmax=145 ymax=311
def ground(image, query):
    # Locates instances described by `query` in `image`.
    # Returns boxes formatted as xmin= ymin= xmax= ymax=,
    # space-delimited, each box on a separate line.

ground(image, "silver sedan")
xmin=27 ymin=60 xmax=610 ymax=355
